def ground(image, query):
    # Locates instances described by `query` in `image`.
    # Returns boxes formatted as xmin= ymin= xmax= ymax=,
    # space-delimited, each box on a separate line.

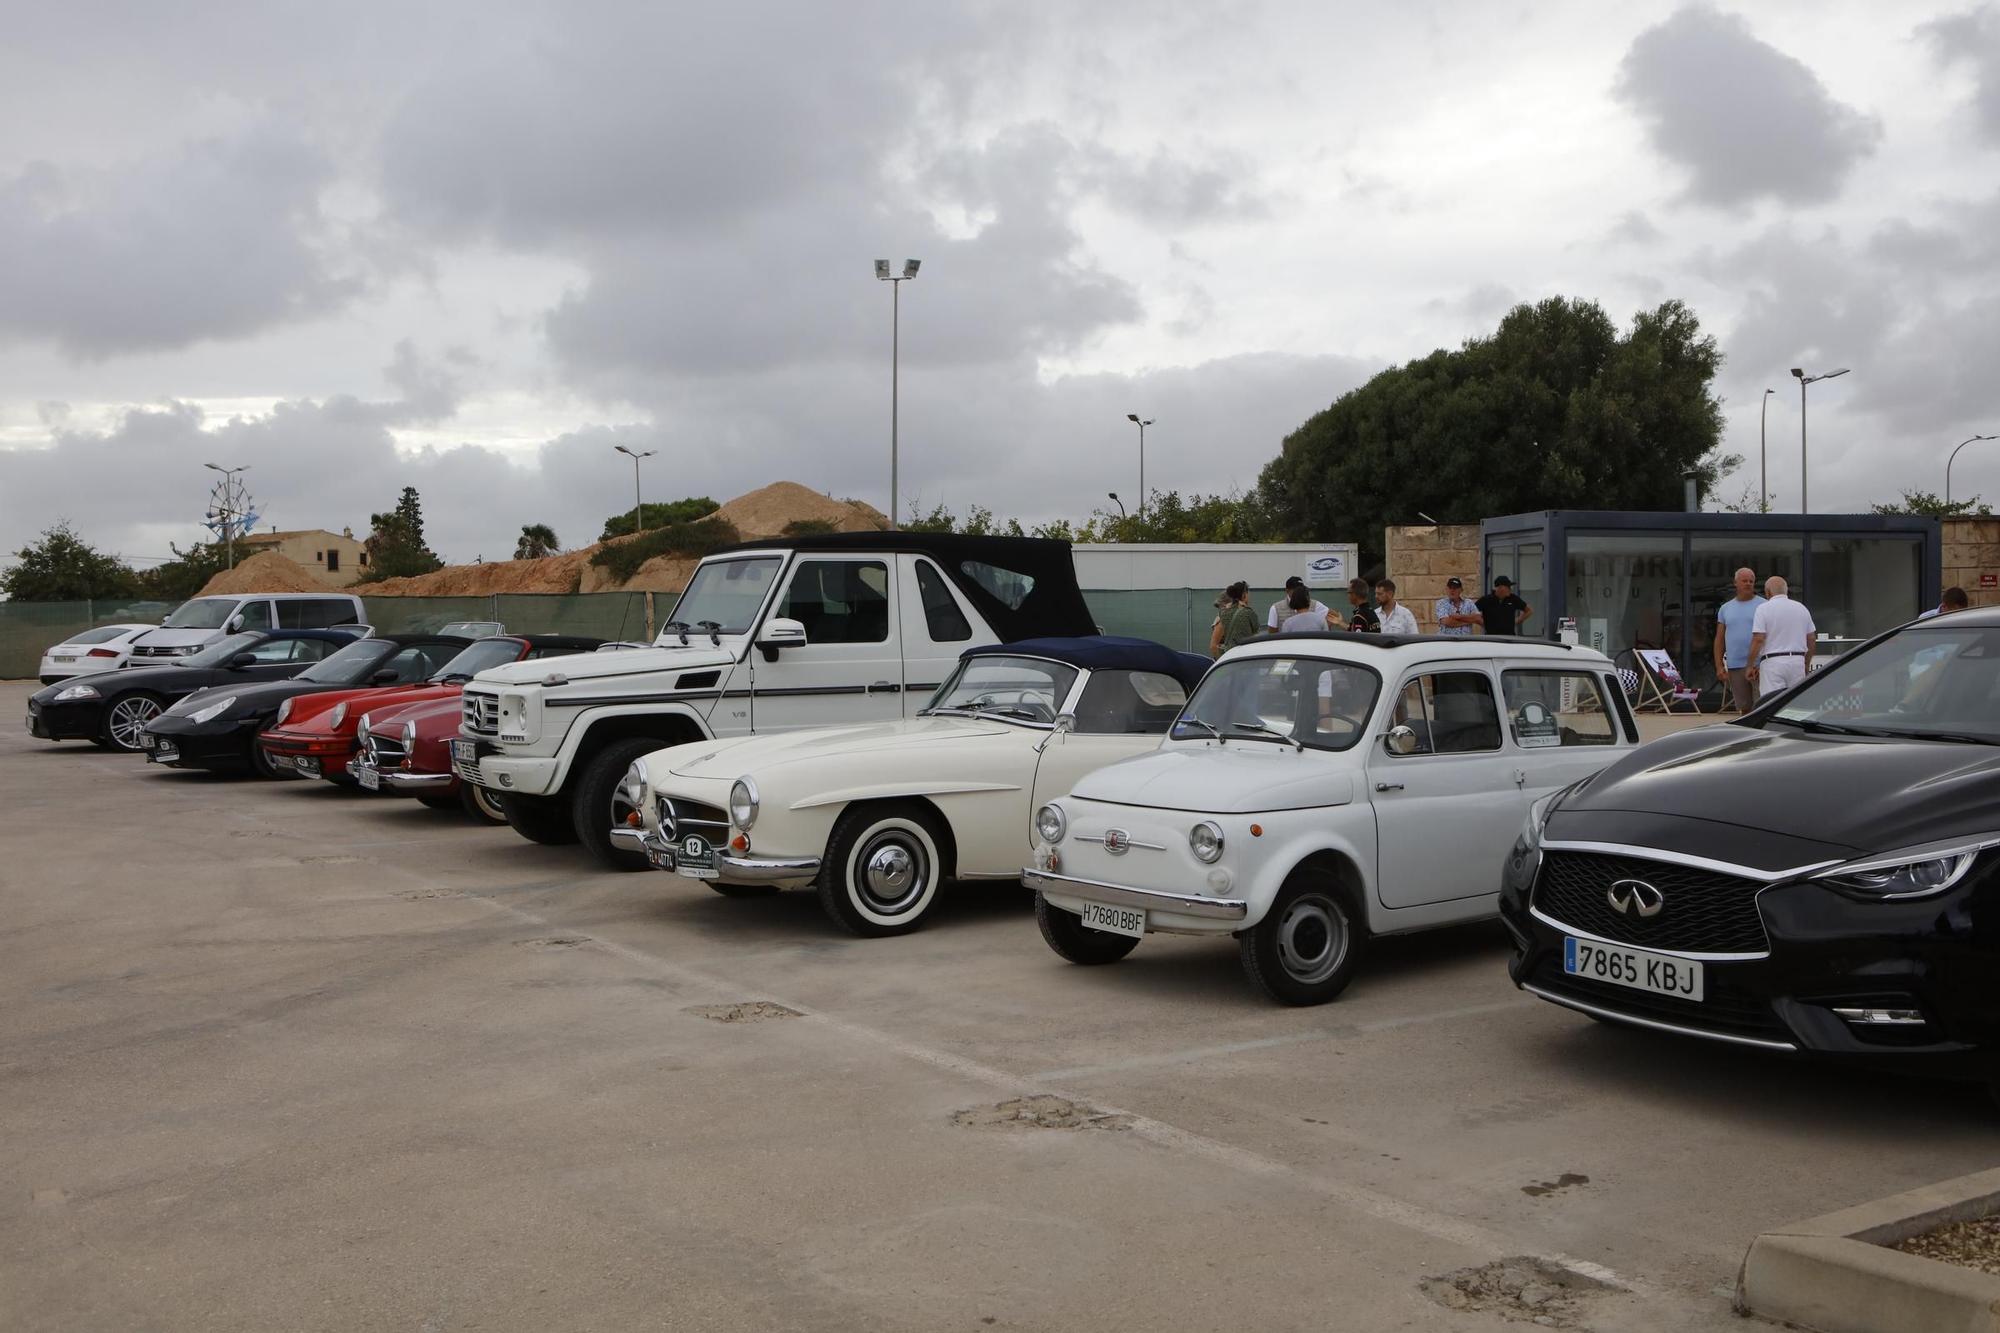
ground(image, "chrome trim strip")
xmin=1523 ymin=983 xmax=1798 ymax=1052
xmin=1528 ymin=906 xmax=1772 ymax=961
xmin=717 ymin=852 xmax=820 ymax=883
xmin=1022 ymin=868 xmax=1246 ymax=921
xmin=1075 ymin=834 xmax=1168 ymax=851
xmin=609 ymin=827 xmax=646 ymax=850
xmin=1540 ymin=839 xmax=1842 ymax=883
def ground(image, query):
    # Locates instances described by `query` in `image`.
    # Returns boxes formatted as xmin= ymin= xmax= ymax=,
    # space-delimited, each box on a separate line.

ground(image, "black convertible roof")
xmin=711 ymin=531 xmax=1095 ymax=642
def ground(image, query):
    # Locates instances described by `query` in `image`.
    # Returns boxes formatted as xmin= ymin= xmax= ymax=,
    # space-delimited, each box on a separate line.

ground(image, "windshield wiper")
xmin=1230 ymin=719 xmax=1305 ymax=751
xmin=1886 ymin=730 xmax=2000 ymax=746
xmin=1777 ymin=718 xmax=1891 ymax=737
xmin=662 ymin=620 xmax=691 ymax=646
xmin=695 ymin=620 xmax=723 ymax=646
xmin=440 ymin=672 xmax=474 ymax=684
xmin=1173 ymin=716 xmax=1223 ymax=743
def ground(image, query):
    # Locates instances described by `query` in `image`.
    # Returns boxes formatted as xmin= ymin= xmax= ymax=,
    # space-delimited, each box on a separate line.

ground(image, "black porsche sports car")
xmin=141 ymin=634 xmax=468 ymax=777
xmin=26 ymin=630 xmax=360 ymax=752
xmin=1502 ymin=606 xmax=2000 ymax=1090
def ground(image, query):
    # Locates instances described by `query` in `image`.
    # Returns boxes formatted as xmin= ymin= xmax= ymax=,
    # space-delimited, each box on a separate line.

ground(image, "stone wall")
xmin=1942 ymin=517 xmax=2000 ymax=609
xmin=1384 ymin=524 xmax=1482 ymax=632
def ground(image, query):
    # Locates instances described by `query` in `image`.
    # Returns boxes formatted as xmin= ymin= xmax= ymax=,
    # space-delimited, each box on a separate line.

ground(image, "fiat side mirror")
xmin=1384 ymin=724 xmax=1420 ymax=756
xmin=757 ymin=617 xmax=808 ymax=663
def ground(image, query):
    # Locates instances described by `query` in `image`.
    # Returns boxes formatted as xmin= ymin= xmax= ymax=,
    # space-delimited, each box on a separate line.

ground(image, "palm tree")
xmin=514 ymin=523 xmax=560 ymax=560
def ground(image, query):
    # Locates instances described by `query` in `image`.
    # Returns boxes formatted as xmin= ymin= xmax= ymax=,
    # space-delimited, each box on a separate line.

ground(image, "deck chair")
xmin=1629 ymin=647 xmax=1706 ymax=714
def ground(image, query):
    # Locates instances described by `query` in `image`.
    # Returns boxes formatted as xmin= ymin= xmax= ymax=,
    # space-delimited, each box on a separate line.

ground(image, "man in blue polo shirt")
xmin=1713 ymin=566 xmax=1765 ymax=712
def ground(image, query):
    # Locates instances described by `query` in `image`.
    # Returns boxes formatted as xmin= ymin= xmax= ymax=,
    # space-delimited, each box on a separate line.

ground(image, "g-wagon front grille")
xmin=462 ymin=691 xmax=499 ymax=737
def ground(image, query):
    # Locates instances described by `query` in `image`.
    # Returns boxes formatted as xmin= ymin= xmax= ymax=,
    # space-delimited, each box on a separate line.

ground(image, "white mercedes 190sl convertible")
xmin=611 ymin=637 xmax=1210 ymax=935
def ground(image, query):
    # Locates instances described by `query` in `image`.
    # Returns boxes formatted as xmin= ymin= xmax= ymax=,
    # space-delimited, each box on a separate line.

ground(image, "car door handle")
xmin=868 ymin=680 xmax=901 ymax=694
xmin=1374 ymin=782 xmax=1404 ymax=793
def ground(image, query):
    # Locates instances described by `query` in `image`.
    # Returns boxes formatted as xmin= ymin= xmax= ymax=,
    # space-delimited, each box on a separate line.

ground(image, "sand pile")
xmin=361 ymin=547 xmax=599 ymax=596
xmin=717 ymin=482 xmax=888 ymax=538
xmin=197 ymin=551 xmax=333 ymax=595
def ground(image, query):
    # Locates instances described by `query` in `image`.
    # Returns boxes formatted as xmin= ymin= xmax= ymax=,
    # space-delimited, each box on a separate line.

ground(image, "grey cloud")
xmin=1606 ymin=211 xmax=1665 ymax=246
xmin=1616 ymin=6 xmax=1882 ymax=208
xmin=0 ymin=124 xmax=357 ymax=358
xmin=1925 ymin=7 xmax=2000 ymax=142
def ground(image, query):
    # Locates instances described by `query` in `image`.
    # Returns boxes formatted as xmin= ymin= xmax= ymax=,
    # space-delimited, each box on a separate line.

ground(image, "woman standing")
xmin=1213 ymin=581 xmax=1261 ymax=656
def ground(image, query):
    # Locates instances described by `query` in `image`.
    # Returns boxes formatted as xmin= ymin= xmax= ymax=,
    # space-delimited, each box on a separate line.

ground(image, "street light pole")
xmin=875 ymin=259 xmax=921 ymax=528
xmin=613 ymin=445 xmax=656 ymax=536
xmin=1125 ymin=414 xmax=1154 ymax=520
xmin=1946 ymin=433 xmax=2000 ymax=506
xmin=1789 ymin=366 xmax=1850 ymax=513
xmin=203 ymin=462 xmax=250 ymax=569
xmin=1760 ymin=388 xmax=1775 ymax=512
xmin=1107 ymin=492 xmax=1126 ymax=519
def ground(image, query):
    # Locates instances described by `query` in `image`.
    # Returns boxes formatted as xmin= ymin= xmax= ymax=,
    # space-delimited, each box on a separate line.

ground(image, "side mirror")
xmin=756 ymin=617 xmax=808 ymax=662
xmin=228 ymin=652 xmax=258 ymax=669
xmin=1036 ymin=713 xmax=1075 ymax=754
xmin=1384 ymin=724 xmax=1421 ymax=756
xmin=226 ymin=615 xmax=244 ymax=633
xmin=369 ymin=668 xmax=399 ymax=684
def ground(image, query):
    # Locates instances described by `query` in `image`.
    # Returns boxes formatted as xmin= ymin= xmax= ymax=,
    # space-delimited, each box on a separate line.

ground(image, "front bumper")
xmin=347 ymin=758 xmax=454 ymax=793
xmin=26 ymin=698 xmax=100 ymax=741
xmin=453 ymin=744 xmax=558 ymax=797
xmin=611 ymin=825 xmax=820 ymax=884
xmin=143 ymin=718 xmax=256 ymax=768
xmin=258 ymin=730 xmax=359 ymax=779
xmin=1023 ymin=867 xmax=1248 ymax=924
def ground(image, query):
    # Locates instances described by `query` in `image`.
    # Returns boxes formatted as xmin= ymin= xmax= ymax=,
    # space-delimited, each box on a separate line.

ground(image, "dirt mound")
xmin=716 ymin=482 xmax=888 ymax=539
xmin=577 ymin=550 xmax=704 ymax=595
xmin=197 ymin=551 xmax=333 ymax=595
xmin=362 ymin=548 xmax=598 ymax=596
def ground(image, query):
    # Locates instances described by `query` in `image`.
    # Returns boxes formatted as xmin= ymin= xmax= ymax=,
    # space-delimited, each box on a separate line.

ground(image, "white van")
xmin=128 ymin=592 xmax=367 ymax=661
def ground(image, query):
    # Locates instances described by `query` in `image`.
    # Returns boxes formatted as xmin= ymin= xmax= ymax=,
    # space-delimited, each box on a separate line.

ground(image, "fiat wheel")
xmin=818 ymin=803 xmax=949 ymax=937
xmin=1035 ymin=892 xmax=1141 ymax=965
xmin=100 ymin=693 xmax=164 ymax=753
xmin=1239 ymin=878 xmax=1367 ymax=1006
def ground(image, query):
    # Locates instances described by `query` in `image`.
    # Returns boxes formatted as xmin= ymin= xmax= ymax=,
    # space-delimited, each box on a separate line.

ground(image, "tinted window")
xmin=1501 ymin=669 xmax=1616 ymax=747
xmin=235 ymin=600 xmax=272 ymax=631
xmin=1175 ymin=656 xmax=1380 ymax=752
xmin=278 ymin=598 xmax=356 ymax=629
xmin=915 ymin=561 xmax=972 ymax=642
xmin=1389 ymin=672 xmax=1501 ymax=755
xmin=960 ymin=560 xmax=1034 ymax=610
xmin=1071 ymin=670 xmax=1189 ymax=734
xmin=778 ymin=560 xmax=890 ymax=644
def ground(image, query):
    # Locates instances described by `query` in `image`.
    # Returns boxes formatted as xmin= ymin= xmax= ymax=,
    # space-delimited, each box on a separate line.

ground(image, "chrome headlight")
xmin=730 ymin=777 xmax=760 ymax=831
xmin=329 ymin=702 xmax=347 ymax=729
xmin=54 ymin=683 xmax=100 ymax=701
xmin=1814 ymin=839 xmax=1994 ymax=900
xmin=619 ymin=761 xmax=649 ymax=815
xmin=1189 ymin=821 xmax=1224 ymax=863
xmin=275 ymin=697 xmax=293 ymax=726
xmin=1035 ymin=802 xmax=1067 ymax=844
xmin=402 ymin=720 xmax=416 ymax=746
xmin=188 ymin=695 xmax=236 ymax=725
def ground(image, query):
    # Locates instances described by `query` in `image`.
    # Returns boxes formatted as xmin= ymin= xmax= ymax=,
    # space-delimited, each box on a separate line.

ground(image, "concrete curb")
xmin=1737 ymin=1166 xmax=2000 ymax=1332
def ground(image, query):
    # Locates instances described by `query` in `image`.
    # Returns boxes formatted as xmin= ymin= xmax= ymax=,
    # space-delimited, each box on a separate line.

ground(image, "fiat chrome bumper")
xmin=1021 ymin=868 xmax=1248 ymax=921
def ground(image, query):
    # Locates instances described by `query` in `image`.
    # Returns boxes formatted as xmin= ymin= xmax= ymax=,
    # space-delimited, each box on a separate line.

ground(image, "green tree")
xmin=1257 ymin=297 xmax=1727 ymax=565
xmin=599 ymin=497 xmax=718 ymax=541
xmin=1 ymin=522 xmax=141 ymax=601
xmin=137 ymin=540 xmax=233 ymax=600
xmin=514 ymin=523 xmax=561 ymax=559
xmin=1871 ymin=489 xmax=1992 ymax=518
xmin=358 ymin=486 xmax=445 ymax=582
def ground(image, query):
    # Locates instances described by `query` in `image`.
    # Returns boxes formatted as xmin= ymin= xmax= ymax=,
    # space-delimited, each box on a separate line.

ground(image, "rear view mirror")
xmin=756 ymin=617 xmax=808 ymax=662
xmin=228 ymin=653 xmax=258 ymax=669
xmin=1385 ymin=724 xmax=1420 ymax=756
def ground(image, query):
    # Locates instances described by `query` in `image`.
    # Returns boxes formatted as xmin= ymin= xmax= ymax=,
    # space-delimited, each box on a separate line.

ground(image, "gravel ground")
xmin=1892 ymin=1216 xmax=2000 ymax=1276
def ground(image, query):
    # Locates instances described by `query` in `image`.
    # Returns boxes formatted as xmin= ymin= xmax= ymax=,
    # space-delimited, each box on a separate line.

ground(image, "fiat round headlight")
xmin=188 ymin=695 xmax=236 ymax=725
xmin=1035 ymin=802 xmax=1067 ymax=844
xmin=329 ymin=702 xmax=347 ymax=729
xmin=730 ymin=778 xmax=759 ymax=831
xmin=1189 ymin=821 xmax=1224 ymax=863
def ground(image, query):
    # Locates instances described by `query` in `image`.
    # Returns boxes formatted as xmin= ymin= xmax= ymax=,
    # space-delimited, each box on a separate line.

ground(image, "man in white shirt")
xmin=1267 ymin=576 xmax=1328 ymax=633
xmin=1917 ymin=587 xmax=1970 ymax=620
xmin=1375 ymin=578 xmax=1420 ymax=637
xmin=1747 ymin=575 xmax=1816 ymax=700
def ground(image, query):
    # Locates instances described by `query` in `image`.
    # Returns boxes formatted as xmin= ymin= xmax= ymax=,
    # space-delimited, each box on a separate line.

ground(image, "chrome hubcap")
xmin=472 ymin=786 xmax=504 ymax=819
xmin=1276 ymin=892 xmax=1347 ymax=985
xmin=109 ymin=698 xmax=160 ymax=749
xmin=856 ymin=833 xmax=927 ymax=914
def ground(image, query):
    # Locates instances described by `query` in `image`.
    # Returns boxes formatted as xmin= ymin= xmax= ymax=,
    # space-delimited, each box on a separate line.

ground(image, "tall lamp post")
xmin=875 ymin=258 xmax=921 ymax=529
xmin=1759 ymin=387 xmax=1775 ymax=512
xmin=203 ymin=462 xmax=250 ymax=569
xmin=1106 ymin=492 xmax=1126 ymax=519
xmin=1946 ymin=433 xmax=1999 ymax=506
xmin=1125 ymin=413 xmax=1154 ymax=520
xmin=1789 ymin=366 xmax=1849 ymax=513
xmin=613 ymin=444 xmax=656 ymax=536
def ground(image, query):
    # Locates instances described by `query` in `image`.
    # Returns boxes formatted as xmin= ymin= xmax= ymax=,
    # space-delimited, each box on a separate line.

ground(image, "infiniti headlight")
xmin=730 ymin=778 xmax=760 ymax=831
xmin=329 ymin=702 xmax=347 ymax=729
xmin=54 ymin=683 xmax=100 ymax=701
xmin=188 ymin=695 xmax=236 ymax=725
xmin=1189 ymin=821 xmax=1224 ymax=863
xmin=1035 ymin=802 xmax=1067 ymax=844
xmin=1814 ymin=840 xmax=1993 ymax=900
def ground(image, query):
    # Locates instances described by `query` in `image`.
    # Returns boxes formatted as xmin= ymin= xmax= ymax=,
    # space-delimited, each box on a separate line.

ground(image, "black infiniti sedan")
xmin=142 ymin=634 xmax=467 ymax=777
xmin=26 ymin=630 xmax=360 ymax=752
xmin=1501 ymin=607 xmax=2000 ymax=1092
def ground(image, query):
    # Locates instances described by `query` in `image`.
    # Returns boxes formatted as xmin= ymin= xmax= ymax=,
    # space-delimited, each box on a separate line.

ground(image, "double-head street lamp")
xmin=1789 ymin=366 xmax=1849 ymax=513
xmin=1947 ymin=434 xmax=2000 ymax=506
xmin=203 ymin=462 xmax=250 ymax=569
xmin=613 ymin=444 xmax=656 ymax=536
xmin=1125 ymin=414 xmax=1154 ymax=520
xmin=875 ymin=258 xmax=921 ymax=529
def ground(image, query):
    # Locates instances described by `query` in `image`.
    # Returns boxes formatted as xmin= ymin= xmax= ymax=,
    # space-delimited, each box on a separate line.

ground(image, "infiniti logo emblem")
xmin=1606 ymin=879 xmax=1665 ymax=918
xmin=1102 ymin=828 xmax=1131 ymax=855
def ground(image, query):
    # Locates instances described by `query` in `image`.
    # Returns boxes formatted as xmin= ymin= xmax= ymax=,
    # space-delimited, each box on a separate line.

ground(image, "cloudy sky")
xmin=1 ymin=1 xmax=1995 ymax=568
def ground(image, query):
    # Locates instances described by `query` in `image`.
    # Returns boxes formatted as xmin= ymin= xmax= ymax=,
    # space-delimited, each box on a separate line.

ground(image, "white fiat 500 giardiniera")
xmin=1025 ymin=632 xmax=1638 ymax=1004
xmin=614 ymin=637 xmax=1210 ymax=936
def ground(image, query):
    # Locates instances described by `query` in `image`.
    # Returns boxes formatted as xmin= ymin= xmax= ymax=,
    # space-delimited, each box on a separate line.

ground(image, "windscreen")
xmin=663 ymin=557 xmax=781 ymax=637
xmin=432 ymin=639 xmax=524 ymax=681
xmin=922 ymin=655 xmax=1078 ymax=725
xmin=64 ymin=625 xmax=137 ymax=645
xmin=181 ymin=632 xmax=268 ymax=667
xmin=162 ymin=598 xmax=239 ymax=629
xmin=1172 ymin=655 xmax=1381 ymax=752
xmin=1771 ymin=625 xmax=2000 ymax=742
xmin=296 ymin=638 xmax=391 ymax=684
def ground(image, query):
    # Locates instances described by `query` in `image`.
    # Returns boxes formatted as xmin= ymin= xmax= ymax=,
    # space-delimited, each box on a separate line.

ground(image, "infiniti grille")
xmin=1532 ymin=849 xmax=1771 ymax=955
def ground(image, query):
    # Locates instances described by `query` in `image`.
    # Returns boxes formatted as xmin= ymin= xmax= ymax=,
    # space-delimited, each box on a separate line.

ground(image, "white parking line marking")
xmin=1028 ymin=1000 xmax=1533 ymax=1081
xmin=456 ymin=892 xmax=1652 ymax=1299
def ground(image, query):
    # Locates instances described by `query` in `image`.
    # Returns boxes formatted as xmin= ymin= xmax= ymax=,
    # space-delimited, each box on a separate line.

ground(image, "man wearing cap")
xmin=1747 ymin=575 xmax=1815 ymax=699
xmin=1434 ymin=577 xmax=1479 ymax=637
xmin=1475 ymin=575 xmax=1532 ymax=637
xmin=1267 ymin=576 xmax=1328 ymax=634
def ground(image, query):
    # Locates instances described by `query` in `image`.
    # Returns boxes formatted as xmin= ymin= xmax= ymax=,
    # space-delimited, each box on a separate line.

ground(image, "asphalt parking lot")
xmin=3 ymin=679 xmax=1995 ymax=1332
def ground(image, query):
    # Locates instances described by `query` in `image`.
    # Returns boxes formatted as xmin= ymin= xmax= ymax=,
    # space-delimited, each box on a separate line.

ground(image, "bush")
xmin=782 ymin=519 xmax=839 ymax=537
xmin=588 ymin=517 xmax=741 ymax=583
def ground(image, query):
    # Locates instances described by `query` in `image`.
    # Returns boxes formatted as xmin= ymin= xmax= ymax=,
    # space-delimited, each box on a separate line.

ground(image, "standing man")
xmin=1345 ymin=577 xmax=1380 ymax=632
xmin=1713 ymin=566 xmax=1766 ymax=713
xmin=1434 ymin=576 xmax=1479 ymax=637
xmin=1266 ymin=575 xmax=1328 ymax=633
xmin=1747 ymin=575 xmax=1816 ymax=700
xmin=1375 ymin=579 xmax=1420 ymax=636
xmin=1476 ymin=575 xmax=1532 ymax=637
